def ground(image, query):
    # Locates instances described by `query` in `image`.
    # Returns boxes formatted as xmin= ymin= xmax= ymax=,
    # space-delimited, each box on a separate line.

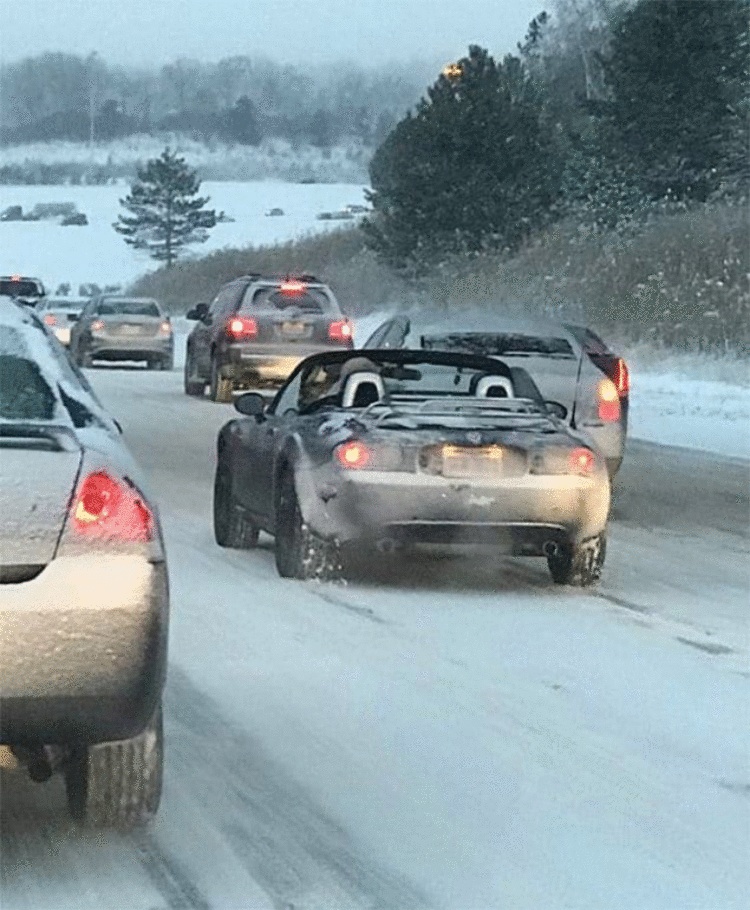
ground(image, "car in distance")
xmin=363 ymin=316 xmax=629 ymax=477
xmin=36 ymin=296 xmax=87 ymax=346
xmin=0 ymin=297 xmax=169 ymax=828
xmin=0 ymin=275 xmax=46 ymax=308
xmin=70 ymin=296 xmax=174 ymax=369
xmin=213 ymin=349 xmax=610 ymax=586
xmin=184 ymin=274 xmax=354 ymax=403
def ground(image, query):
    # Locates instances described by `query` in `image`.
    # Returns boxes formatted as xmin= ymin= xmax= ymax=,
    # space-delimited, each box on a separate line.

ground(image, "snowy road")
xmin=1 ymin=366 xmax=748 ymax=910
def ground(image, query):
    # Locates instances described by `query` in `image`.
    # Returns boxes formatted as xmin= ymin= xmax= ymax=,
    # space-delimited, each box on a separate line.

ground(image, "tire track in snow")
xmin=135 ymin=834 xmax=212 ymax=910
xmin=165 ymin=666 xmax=431 ymax=910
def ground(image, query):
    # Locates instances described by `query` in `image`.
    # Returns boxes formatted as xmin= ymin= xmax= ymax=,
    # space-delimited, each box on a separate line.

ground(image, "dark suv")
xmin=184 ymin=274 xmax=354 ymax=402
xmin=0 ymin=275 xmax=46 ymax=307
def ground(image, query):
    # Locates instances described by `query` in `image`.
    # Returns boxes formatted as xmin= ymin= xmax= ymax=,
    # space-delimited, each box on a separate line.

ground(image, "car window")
xmin=270 ymin=370 xmax=304 ymax=415
xmin=0 ymin=354 xmax=56 ymax=420
xmin=0 ymin=279 xmax=43 ymax=298
xmin=209 ymin=285 xmax=240 ymax=318
xmin=98 ymin=300 xmax=161 ymax=317
xmin=241 ymin=286 xmax=336 ymax=315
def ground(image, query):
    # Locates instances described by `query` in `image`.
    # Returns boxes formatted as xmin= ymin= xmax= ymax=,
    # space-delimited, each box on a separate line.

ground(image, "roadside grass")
xmin=131 ymin=199 xmax=749 ymax=365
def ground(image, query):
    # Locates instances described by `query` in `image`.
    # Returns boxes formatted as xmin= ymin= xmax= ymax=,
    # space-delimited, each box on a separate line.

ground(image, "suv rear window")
xmin=0 ymin=279 xmax=44 ymax=299
xmin=99 ymin=300 xmax=161 ymax=317
xmin=241 ymin=286 xmax=336 ymax=315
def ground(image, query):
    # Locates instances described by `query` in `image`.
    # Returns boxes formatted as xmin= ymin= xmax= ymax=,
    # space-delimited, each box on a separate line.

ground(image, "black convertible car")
xmin=213 ymin=349 xmax=611 ymax=585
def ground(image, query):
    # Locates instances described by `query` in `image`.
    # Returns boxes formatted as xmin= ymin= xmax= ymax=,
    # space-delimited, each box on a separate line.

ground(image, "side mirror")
xmin=187 ymin=302 xmax=208 ymax=320
xmin=234 ymin=392 xmax=266 ymax=419
xmin=545 ymin=400 xmax=568 ymax=420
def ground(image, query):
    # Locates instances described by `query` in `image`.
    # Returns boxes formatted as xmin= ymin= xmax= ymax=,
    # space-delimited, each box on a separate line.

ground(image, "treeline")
xmin=366 ymin=0 xmax=749 ymax=270
xmin=0 ymin=54 xmax=429 ymax=148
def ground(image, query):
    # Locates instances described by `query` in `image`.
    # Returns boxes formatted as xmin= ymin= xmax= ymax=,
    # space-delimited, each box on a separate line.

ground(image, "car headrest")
xmin=474 ymin=376 xmax=514 ymax=399
xmin=342 ymin=371 xmax=385 ymax=408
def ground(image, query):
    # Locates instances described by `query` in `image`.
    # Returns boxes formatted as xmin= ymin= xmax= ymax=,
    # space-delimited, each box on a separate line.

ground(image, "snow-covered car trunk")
xmin=0 ymin=429 xmax=81 ymax=568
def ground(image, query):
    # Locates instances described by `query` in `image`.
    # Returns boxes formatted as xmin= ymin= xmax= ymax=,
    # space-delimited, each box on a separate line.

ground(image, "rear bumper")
xmin=90 ymin=335 xmax=173 ymax=361
xmin=222 ymin=343 xmax=352 ymax=387
xmin=0 ymin=555 xmax=168 ymax=744
xmin=299 ymin=468 xmax=610 ymax=552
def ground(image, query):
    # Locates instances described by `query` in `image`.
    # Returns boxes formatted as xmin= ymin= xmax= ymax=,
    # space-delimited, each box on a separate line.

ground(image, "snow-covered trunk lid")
xmin=0 ymin=429 xmax=82 ymax=567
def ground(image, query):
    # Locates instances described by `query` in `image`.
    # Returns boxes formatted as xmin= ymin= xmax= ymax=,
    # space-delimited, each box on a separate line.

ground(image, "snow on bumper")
xmin=0 ymin=554 xmax=168 ymax=743
xmin=300 ymin=468 xmax=610 ymax=551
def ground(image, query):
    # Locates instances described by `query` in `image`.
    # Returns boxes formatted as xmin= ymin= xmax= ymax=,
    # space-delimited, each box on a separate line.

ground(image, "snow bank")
xmin=629 ymin=374 xmax=749 ymax=459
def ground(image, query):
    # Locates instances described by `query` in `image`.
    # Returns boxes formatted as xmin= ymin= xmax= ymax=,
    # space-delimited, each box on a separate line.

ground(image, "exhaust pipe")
xmin=543 ymin=541 xmax=559 ymax=558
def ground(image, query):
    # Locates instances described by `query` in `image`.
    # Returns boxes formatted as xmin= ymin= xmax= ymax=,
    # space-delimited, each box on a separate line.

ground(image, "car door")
xmin=234 ymin=370 xmax=304 ymax=522
xmin=194 ymin=289 xmax=227 ymax=376
xmin=70 ymin=299 xmax=98 ymax=355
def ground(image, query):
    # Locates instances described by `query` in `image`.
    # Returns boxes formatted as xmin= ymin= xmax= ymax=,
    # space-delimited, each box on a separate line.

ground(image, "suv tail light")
xmin=588 ymin=353 xmax=629 ymax=397
xmin=329 ymin=320 xmax=352 ymax=343
xmin=71 ymin=471 xmax=153 ymax=542
xmin=159 ymin=320 xmax=172 ymax=335
xmin=597 ymin=378 xmax=621 ymax=422
xmin=226 ymin=316 xmax=258 ymax=339
xmin=43 ymin=313 xmax=57 ymax=326
xmin=91 ymin=319 xmax=105 ymax=332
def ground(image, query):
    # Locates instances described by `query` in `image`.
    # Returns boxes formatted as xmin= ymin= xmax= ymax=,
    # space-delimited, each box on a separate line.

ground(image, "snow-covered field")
xmin=0 ymin=136 xmax=371 ymax=183
xmin=0 ymin=181 xmax=369 ymax=290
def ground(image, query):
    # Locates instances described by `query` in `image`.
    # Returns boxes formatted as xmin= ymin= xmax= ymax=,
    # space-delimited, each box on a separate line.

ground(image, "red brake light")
xmin=335 ymin=440 xmax=371 ymax=469
xmin=280 ymin=281 xmax=306 ymax=294
xmin=43 ymin=313 xmax=57 ymax=326
xmin=614 ymin=358 xmax=629 ymax=396
xmin=227 ymin=316 xmax=258 ymax=339
xmin=159 ymin=320 xmax=172 ymax=334
xmin=329 ymin=320 xmax=352 ymax=343
xmin=72 ymin=471 xmax=153 ymax=541
xmin=91 ymin=319 xmax=105 ymax=332
xmin=569 ymin=447 xmax=595 ymax=476
xmin=597 ymin=378 xmax=621 ymax=422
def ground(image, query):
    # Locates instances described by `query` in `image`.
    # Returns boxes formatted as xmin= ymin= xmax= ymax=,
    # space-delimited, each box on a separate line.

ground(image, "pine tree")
xmin=364 ymin=46 xmax=560 ymax=270
xmin=113 ymin=148 xmax=220 ymax=268
xmin=604 ymin=0 xmax=749 ymax=200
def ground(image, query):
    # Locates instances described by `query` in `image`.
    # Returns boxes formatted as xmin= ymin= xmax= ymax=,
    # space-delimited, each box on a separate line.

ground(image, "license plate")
xmin=118 ymin=324 xmax=143 ymax=335
xmin=441 ymin=445 xmax=504 ymax=478
xmin=281 ymin=321 xmax=307 ymax=337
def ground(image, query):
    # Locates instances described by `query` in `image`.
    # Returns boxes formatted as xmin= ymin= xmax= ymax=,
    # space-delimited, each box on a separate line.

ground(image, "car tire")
xmin=547 ymin=533 xmax=606 ymax=586
xmin=209 ymin=356 xmax=233 ymax=403
xmin=274 ymin=472 xmax=339 ymax=580
xmin=214 ymin=464 xmax=259 ymax=548
xmin=65 ymin=703 xmax=164 ymax=829
xmin=183 ymin=351 xmax=205 ymax=396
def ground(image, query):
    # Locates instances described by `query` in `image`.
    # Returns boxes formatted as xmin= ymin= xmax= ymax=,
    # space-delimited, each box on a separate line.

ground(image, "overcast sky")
xmin=2 ymin=0 xmax=546 ymax=68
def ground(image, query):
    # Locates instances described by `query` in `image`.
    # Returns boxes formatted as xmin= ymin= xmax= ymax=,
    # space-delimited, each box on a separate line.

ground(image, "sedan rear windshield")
xmin=0 ymin=354 xmax=56 ymax=420
xmin=422 ymin=333 xmax=576 ymax=358
xmin=242 ymin=286 xmax=336 ymax=315
xmin=98 ymin=300 xmax=161 ymax=317
xmin=0 ymin=279 xmax=43 ymax=298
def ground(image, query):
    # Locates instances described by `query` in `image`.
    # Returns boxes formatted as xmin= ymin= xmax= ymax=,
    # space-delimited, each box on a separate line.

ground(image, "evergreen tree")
xmin=604 ymin=0 xmax=749 ymax=200
xmin=113 ymin=149 xmax=220 ymax=268
xmin=364 ymin=46 xmax=560 ymax=269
